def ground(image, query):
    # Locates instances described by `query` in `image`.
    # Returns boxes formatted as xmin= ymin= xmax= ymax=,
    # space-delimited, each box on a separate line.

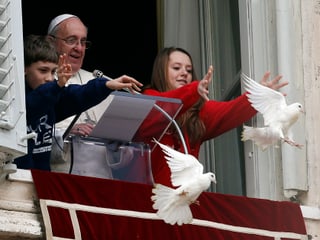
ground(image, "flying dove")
xmin=151 ymin=138 xmax=216 ymax=225
xmin=241 ymin=73 xmax=304 ymax=151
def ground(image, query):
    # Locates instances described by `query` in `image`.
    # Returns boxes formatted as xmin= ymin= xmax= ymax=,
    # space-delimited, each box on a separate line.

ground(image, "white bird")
xmin=241 ymin=73 xmax=304 ymax=151
xmin=151 ymin=138 xmax=216 ymax=225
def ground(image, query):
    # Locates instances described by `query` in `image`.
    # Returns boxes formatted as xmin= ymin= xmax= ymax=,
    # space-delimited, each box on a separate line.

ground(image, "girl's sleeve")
xmin=137 ymin=82 xmax=201 ymax=142
xmin=143 ymin=81 xmax=201 ymax=115
xmin=201 ymin=93 xmax=257 ymax=141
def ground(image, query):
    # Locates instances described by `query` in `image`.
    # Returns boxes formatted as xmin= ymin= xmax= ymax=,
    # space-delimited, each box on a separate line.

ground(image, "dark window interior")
xmin=21 ymin=1 xmax=158 ymax=85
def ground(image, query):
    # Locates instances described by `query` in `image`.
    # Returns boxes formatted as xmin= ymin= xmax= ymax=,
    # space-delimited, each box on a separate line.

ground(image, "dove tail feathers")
xmin=242 ymin=125 xmax=279 ymax=151
xmin=151 ymin=184 xmax=193 ymax=225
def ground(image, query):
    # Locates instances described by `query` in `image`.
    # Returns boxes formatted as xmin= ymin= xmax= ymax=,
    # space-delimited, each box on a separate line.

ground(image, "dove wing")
xmin=241 ymin=73 xmax=287 ymax=126
xmin=154 ymin=139 xmax=203 ymax=187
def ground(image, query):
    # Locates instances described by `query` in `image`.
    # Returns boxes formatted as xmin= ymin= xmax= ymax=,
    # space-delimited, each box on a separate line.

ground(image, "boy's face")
xmin=25 ymin=61 xmax=58 ymax=89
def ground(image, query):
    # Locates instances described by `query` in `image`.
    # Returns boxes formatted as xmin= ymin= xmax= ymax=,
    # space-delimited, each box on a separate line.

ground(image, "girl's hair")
xmin=148 ymin=47 xmax=206 ymax=145
xmin=24 ymin=34 xmax=59 ymax=67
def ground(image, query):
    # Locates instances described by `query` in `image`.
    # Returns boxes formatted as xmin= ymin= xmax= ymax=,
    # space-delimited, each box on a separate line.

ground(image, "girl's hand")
xmin=198 ymin=65 xmax=213 ymax=101
xmin=259 ymin=71 xmax=289 ymax=96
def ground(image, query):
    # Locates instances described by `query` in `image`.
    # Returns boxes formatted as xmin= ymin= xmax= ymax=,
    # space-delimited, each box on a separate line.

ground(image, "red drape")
xmin=31 ymin=169 xmax=307 ymax=240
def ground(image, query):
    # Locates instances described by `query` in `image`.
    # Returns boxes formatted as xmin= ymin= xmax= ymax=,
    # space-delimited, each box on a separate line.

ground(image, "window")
xmin=0 ymin=0 xmax=27 ymax=177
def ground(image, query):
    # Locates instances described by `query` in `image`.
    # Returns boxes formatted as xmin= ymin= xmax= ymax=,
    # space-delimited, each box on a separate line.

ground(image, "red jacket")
xmin=142 ymin=81 xmax=257 ymax=187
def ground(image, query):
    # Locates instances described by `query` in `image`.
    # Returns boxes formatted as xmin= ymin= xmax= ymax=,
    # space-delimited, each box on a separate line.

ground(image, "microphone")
xmin=93 ymin=69 xmax=112 ymax=81
xmin=92 ymin=69 xmax=104 ymax=78
xmin=93 ymin=69 xmax=140 ymax=94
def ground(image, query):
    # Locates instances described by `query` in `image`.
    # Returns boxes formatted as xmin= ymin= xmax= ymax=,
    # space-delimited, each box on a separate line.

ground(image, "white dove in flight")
xmin=151 ymin=138 xmax=216 ymax=225
xmin=241 ymin=73 xmax=304 ymax=151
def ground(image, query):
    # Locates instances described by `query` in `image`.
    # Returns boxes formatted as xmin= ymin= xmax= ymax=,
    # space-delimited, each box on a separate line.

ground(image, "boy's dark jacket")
xmin=14 ymin=77 xmax=112 ymax=170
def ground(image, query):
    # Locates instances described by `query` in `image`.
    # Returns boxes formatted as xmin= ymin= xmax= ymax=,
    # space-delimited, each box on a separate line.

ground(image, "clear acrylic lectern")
xmin=70 ymin=91 xmax=183 ymax=185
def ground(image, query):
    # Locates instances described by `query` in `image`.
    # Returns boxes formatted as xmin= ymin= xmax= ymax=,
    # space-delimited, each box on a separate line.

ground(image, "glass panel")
xmin=210 ymin=0 xmax=245 ymax=195
xmin=88 ymin=91 xmax=183 ymax=151
xmin=70 ymin=136 xmax=154 ymax=185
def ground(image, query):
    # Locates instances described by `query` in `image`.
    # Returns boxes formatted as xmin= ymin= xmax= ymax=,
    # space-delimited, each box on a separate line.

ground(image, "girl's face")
xmin=167 ymin=51 xmax=193 ymax=90
xmin=25 ymin=61 xmax=57 ymax=89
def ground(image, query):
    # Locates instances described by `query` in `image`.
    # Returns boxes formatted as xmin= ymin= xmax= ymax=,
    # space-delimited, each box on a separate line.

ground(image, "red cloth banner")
xmin=31 ymin=169 xmax=307 ymax=240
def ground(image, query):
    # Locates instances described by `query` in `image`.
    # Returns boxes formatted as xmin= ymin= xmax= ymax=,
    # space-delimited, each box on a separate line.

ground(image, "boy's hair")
xmin=24 ymin=34 xmax=59 ymax=67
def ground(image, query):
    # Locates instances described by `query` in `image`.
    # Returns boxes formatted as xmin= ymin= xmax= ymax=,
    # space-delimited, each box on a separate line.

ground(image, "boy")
xmin=14 ymin=35 xmax=142 ymax=170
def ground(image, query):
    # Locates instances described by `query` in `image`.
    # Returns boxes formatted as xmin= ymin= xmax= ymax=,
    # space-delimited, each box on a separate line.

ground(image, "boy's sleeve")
xmin=55 ymin=78 xmax=112 ymax=122
xmin=26 ymin=81 xmax=63 ymax=120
